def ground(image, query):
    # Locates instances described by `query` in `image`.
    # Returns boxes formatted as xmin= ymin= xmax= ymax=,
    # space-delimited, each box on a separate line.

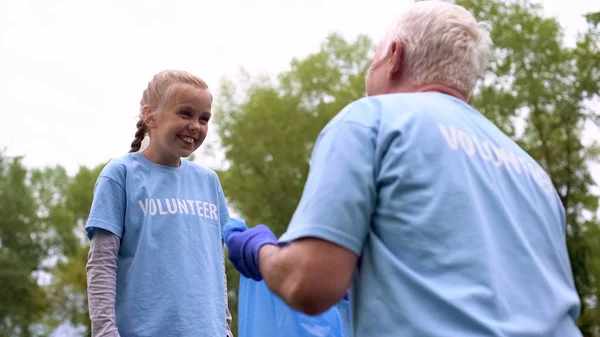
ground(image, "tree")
xmin=0 ymin=149 xmax=103 ymax=337
xmin=0 ymin=153 xmax=50 ymax=337
xmin=213 ymin=0 xmax=600 ymax=335
xmin=41 ymin=164 xmax=106 ymax=337
xmin=215 ymin=34 xmax=374 ymax=236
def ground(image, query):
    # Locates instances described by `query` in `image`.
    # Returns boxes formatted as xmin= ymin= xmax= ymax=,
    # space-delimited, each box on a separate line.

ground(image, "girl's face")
xmin=145 ymin=87 xmax=212 ymax=166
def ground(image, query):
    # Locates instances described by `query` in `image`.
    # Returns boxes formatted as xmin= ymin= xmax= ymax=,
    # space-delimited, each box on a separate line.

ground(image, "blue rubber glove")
xmin=223 ymin=218 xmax=278 ymax=281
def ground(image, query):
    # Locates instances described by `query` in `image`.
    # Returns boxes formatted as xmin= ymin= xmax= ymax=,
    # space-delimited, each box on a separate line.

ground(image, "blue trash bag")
xmin=238 ymin=275 xmax=348 ymax=337
xmin=336 ymin=297 xmax=352 ymax=337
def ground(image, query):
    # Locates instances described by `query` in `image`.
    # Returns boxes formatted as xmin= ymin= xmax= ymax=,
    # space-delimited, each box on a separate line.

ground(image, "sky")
xmin=1 ymin=0 xmax=599 ymax=176
xmin=0 ymin=0 xmax=598 ymax=336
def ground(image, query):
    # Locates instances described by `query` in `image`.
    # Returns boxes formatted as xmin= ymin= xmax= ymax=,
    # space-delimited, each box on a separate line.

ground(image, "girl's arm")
xmin=86 ymin=229 xmax=121 ymax=337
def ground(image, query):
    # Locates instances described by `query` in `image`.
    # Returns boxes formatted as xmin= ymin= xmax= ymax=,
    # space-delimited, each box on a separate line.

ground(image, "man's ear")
xmin=387 ymin=40 xmax=404 ymax=80
xmin=141 ymin=106 xmax=157 ymax=129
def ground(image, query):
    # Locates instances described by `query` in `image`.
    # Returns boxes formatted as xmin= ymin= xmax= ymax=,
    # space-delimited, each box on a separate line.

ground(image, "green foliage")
xmin=215 ymin=33 xmax=374 ymax=236
xmin=0 ymin=154 xmax=49 ymax=337
xmin=0 ymin=157 xmax=106 ymax=336
xmin=41 ymin=164 xmax=106 ymax=336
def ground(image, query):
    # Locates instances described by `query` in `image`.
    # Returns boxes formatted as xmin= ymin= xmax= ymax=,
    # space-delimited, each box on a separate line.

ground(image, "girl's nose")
xmin=188 ymin=121 xmax=200 ymax=132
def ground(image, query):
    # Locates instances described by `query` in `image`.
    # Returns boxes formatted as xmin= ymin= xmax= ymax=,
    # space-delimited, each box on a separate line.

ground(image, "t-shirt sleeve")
xmin=85 ymin=165 xmax=127 ymax=240
xmin=215 ymin=174 xmax=231 ymax=233
xmin=279 ymin=117 xmax=378 ymax=256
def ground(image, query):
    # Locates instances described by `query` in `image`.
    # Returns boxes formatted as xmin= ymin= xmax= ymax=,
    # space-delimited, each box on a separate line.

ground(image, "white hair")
xmin=380 ymin=0 xmax=492 ymax=97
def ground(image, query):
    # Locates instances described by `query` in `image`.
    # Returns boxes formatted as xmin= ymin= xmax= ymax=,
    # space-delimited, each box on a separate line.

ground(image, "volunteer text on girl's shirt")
xmin=85 ymin=70 xmax=234 ymax=337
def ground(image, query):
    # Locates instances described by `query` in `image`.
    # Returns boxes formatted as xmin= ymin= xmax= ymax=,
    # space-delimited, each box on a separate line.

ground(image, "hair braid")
xmin=129 ymin=119 xmax=147 ymax=153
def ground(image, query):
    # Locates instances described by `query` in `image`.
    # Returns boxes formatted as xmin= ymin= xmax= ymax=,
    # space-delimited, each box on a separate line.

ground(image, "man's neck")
xmin=389 ymin=82 xmax=467 ymax=102
xmin=415 ymin=84 xmax=467 ymax=101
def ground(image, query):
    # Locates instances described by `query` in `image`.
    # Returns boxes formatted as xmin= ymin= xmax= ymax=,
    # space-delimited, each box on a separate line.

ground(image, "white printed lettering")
xmin=209 ymin=203 xmax=218 ymax=220
xmin=438 ymin=124 xmax=459 ymax=150
xmin=166 ymin=198 xmax=177 ymax=214
xmin=149 ymin=199 xmax=157 ymax=215
xmin=203 ymin=201 xmax=210 ymax=218
xmin=177 ymin=199 xmax=189 ymax=214
xmin=437 ymin=123 xmax=553 ymax=195
xmin=138 ymin=199 xmax=148 ymax=216
xmin=482 ymin=141 xmax=503 ymax=167
xmin=195 ymin=200 xmax=204 ymax=217
xmin=156 ymin=199 xmax=168 ymax=215
xmin=136 ymin=197 xmax=220 ymax=220
xmin=458 ymin=130 xmax=475 ymax=156
xmin=499 ymin=149 xmax=522 ymax=174
xmin=186 ymin=200 xmax=196 ymax=215
xmin=471 ymin=135 xmax=491 ymax=162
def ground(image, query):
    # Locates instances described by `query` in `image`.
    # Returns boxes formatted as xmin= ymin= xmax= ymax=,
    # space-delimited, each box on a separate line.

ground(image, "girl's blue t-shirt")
xmin=85 ymin=152 xmax=230 ymax=337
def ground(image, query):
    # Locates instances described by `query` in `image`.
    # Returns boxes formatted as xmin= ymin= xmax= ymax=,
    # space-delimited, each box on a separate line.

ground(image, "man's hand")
xmin=223 ymin=218 xmax=278 ymax=281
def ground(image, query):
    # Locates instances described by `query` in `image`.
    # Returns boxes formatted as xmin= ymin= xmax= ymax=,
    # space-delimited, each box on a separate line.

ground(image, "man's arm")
xmin=258 ymin=238 xmax=357 ymax=316
xmin=225 ymin=101 xmax=378 ymax=316
xmin=257 ymin=110 xmax=378 ymax=316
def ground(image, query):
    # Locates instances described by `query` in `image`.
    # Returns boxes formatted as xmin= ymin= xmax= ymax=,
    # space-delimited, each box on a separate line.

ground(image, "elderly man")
xmin=224 ymin=1 xmax=582 ymax=336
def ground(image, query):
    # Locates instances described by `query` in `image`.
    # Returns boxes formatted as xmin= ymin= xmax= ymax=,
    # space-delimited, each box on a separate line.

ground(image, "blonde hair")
xmin=381 ymin=0 xmax=492 ymax=97
xmin=129 ymin=70 xmax=210 ymax=153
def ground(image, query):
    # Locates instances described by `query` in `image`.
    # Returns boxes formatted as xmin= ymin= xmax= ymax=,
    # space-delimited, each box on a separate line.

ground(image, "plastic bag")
xmin=237 ymin=275 xmax=349 ymax=337
xmin=336 ymin=296 xmax=352 ymax=337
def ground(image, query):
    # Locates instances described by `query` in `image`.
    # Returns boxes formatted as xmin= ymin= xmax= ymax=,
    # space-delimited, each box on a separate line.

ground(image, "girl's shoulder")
xmin=96 ymin=153 xmax=135 ymax=183
xmin=183 ymin=159 xmax=220 ymax=181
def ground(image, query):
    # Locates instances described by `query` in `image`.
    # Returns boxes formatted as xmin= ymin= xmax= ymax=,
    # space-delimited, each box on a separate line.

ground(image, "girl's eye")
xmin=179 ymin=110 xmax=192 ymax=118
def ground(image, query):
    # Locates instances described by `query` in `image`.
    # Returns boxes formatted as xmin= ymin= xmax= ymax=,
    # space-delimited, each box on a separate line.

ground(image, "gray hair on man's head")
xmin=380 ymin=0 xmax=492 ymax=98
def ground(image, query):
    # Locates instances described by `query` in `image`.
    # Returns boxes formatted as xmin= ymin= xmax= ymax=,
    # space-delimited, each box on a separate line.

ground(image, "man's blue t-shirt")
xmin=85 ymin=152 xmax=230 ymax=337
xmin=279 ymin=92 xmax=582 ymax=336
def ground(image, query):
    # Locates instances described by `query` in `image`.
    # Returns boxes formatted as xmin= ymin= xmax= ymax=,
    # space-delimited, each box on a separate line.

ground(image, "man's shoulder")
xmin=331 ymin=92 xmax=470 ymax=124
xmin=380 ymin=92 xmax=475 ymax=118
xmin=327 ymin=96 xmax=382 ymax=127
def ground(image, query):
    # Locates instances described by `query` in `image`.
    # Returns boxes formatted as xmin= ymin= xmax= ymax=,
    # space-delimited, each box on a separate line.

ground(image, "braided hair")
xmin=129 ymin=119 xmax=147 ymax=153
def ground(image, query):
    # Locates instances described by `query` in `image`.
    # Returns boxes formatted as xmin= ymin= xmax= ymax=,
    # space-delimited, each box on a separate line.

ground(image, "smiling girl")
xmin=85 ymin=70 xmax=233 ymax=337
